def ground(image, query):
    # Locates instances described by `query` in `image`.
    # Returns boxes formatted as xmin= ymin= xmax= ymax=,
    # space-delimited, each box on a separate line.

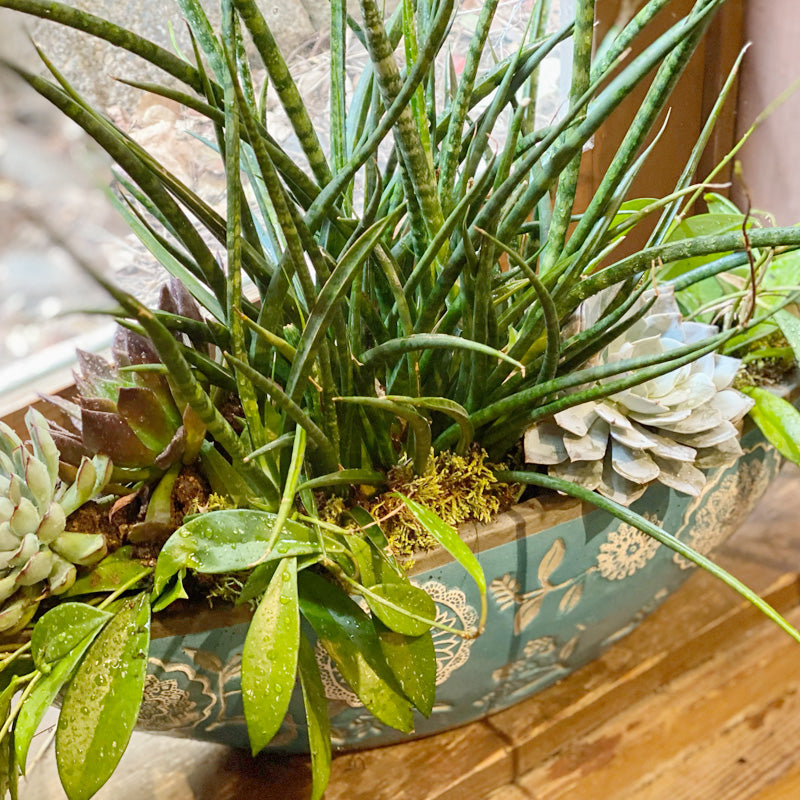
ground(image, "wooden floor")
xmin=21 ymin=464 xmax=800 ymax=800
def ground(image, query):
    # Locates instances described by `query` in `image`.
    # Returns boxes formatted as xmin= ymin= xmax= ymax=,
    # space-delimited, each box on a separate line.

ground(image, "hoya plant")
xmin=1 ymin=0 xmax=800 ymax=798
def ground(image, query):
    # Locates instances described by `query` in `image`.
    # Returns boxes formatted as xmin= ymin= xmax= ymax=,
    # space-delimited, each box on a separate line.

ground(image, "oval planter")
xmin=139 ymin=422 xmax=783 ymax=752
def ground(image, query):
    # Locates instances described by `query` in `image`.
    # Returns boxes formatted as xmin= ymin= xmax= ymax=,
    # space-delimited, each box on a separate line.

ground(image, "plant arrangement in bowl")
xmin=3 ymin=0 xmax=800 ymax=797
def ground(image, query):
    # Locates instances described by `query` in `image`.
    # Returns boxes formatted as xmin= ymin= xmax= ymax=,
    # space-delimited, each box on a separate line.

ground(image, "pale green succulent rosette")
xmin=524 ymin=285 xmax=755 ymax=506
xmin=0 ymin=408 xmax=111 ymax=632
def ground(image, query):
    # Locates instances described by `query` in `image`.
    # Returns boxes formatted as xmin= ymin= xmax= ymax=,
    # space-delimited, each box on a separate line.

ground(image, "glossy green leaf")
xmin=16 ymin=625 xmax=105 ymax=773
xmin=151 ymin=571 xmax=188 ymax=614
xmin=374 ymin=619 xmax=436 ymax=717
xmin=396 ymin=494 xmax=486 ymax=634
xmin=236 ymin=561 xmax=279 ymax=607
xmin=365 ymin=582 xmax=436 ymax=636
xmin=65 ymin=547 xmax=150 ymax=597
xmin=242 ymin=557 xmax=299 ymax=755
xmin=56 ymin=593 xmax=151 ymax=800
xmin=396 ymin=495 xmax=486 ymax=596
xmin=346 ymin=506 xmax=389 ymax=549
xmin=764 ymin=250 xmax=800 ymax=294
xmin=152 ymin=510 xmax=330 ymax=597
xmin=297 ymin=634 xmax=331 ymax=800
xmin=30 ymin=603 xmax=112 ymax=670
xmin=342 ymin=533 xmax=401 ymax=588
xmin=741 ymin=386 xmax=800 ymax=465
xmin=298 ymin=571 xmax=414 ymax=732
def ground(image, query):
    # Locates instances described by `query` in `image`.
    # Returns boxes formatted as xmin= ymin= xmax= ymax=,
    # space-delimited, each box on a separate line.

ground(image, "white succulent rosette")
xmin=0 ymin=409 xmax=111 ymax=632
xmin=524 ymin=285 xmax=754 ymax=506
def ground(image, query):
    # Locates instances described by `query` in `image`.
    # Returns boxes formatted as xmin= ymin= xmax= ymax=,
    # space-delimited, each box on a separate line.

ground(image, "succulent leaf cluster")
xmin=524 ymin=286 xmax=755 ymax=505
xmin=46 ymin=283 xmax=207 ymax=480
xmin=0 ymin=409 xmax=111 ymax=631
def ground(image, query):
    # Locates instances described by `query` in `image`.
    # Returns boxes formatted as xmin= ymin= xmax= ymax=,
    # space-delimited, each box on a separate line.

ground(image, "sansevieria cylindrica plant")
xmin=1 ymin=0 xmax=800 ymax=798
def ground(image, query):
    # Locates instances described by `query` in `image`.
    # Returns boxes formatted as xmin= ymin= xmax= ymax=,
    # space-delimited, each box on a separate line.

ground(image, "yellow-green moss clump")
xmin=321 ymin=448 xmax=519 ymax=563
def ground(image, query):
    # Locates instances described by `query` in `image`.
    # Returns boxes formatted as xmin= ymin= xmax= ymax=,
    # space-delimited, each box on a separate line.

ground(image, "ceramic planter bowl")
xmin=140 ymin=423 xmax=782 ymax=752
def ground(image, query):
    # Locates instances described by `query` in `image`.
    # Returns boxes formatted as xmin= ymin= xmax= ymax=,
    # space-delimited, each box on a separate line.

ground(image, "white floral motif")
xmin=489 ymin=537 xmax=587 ymax=634
xmin=674 ymin=442 xmax=776 ymax=569
xmin=523 ymin=636 xmax=557 ymax=659
xmin=141 ymin=653 xmax=244 ymax=733
xmin=596 ymin=513 xmax=660 ymax=581
xmin=138 ymin=674 xmax=204 ymax=730
xmin=422 ymin=581 xmax=478 ymax=683
xmin=475 ymin=634 xmax=578 ymax=711
xmin=316 ymin=580 xmax=478 ymax=708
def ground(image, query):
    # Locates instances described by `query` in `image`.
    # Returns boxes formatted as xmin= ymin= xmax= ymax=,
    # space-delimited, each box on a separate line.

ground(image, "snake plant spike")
xmin=523 ymin=285 xmax=754 ymax=506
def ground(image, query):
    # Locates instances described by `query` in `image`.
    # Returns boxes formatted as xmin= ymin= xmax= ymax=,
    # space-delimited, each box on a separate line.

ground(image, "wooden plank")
xmin=720 ymin=463 xmax=800 ymax=572
xmin=515 ymin=604 xmax=800 ymax=799
xmin=696 ymin=0 xmax=746 ymax=189
xmin=486 ymin=786 xmax=531 ymax=800
xmin=750 ymin=762 xmax=800 ymax=800
xmin=20 ymin=717 xmax=514 ymax=800
xmin=484 ymin=557 xmax=800 ymax=776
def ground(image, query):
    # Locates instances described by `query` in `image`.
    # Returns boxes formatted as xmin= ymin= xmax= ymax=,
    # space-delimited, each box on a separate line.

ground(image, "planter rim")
xmin=146 ymin=491 xmax=586 ymax=639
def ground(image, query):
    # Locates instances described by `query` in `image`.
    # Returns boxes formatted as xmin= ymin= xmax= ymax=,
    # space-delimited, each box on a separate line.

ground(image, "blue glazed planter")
xmin=139 ymin=427 xmax=782 ymax=752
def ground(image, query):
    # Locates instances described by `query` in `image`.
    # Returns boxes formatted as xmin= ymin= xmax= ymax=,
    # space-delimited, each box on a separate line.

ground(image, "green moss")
xmin=189 ymin=492 xmax=237 ymax=515
xmin=321 ymin=447 xmax=518 ymax=565
xmin=735 ymin=332 xmax=795 ymax=389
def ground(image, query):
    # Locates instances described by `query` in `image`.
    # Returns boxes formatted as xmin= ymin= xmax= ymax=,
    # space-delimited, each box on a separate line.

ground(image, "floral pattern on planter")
xmin=138 ymin=671 xmax=207 ymax=731
xmin=489 ymin=539 xmax=588 ymax=636
xmin=596 ymin=513 xmax=660 ymax=580
xmin=141 ymin=428 xmax=783 ymax=752
xmin=674 ymin=442 xmax=774 ymax=569
xmin=487 ymin=512 xmax=660 ymax=636
xmin=472 ymin=634 xmax=579 ymax=713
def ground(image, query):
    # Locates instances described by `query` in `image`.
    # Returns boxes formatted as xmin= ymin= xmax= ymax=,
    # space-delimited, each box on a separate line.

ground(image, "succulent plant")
xmin=523 ymin=285 xmax=755 ymax=505
xmin=45 ymin=281 xmax=207 ymax=481
xmin=0 ymin=409 xmax=111 ymax=632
